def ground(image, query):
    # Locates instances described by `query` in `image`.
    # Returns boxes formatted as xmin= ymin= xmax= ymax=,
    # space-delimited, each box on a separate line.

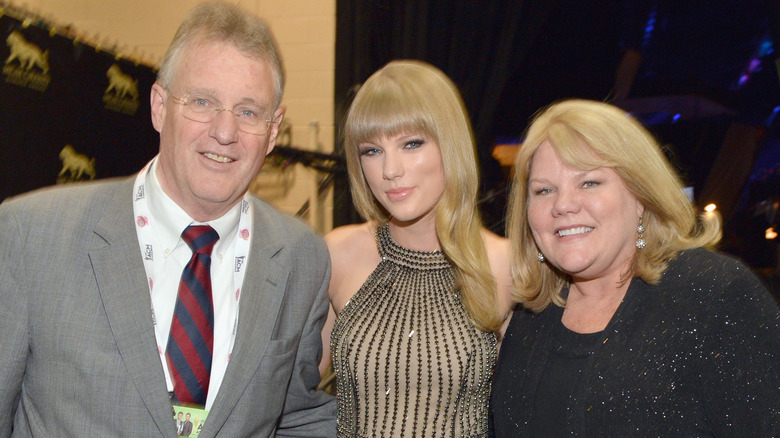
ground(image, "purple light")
xmin=641 ymin=8 xmax=657 ymax=48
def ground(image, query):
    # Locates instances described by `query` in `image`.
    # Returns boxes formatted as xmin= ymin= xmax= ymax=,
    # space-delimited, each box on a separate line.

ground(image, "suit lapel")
xmin=89 ymin=178 xmax=175 ymax=437
xmin=199 ymin=201 xmax=289 ymax=436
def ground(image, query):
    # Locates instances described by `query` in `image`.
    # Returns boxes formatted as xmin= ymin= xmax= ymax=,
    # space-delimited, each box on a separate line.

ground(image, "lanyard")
xmin=131 ymin=158 xmax=252 ymax=391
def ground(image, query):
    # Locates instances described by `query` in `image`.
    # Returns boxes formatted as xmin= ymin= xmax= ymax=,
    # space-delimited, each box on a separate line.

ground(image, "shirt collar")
xmin=146 ymin=159 xmax=240 ymax=253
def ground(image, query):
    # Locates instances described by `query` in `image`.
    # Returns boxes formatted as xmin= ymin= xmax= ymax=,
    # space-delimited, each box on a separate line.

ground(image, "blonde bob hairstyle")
xmin=343 ymin=60 xmax=502 ymax=332
xmin=508 ymin=99 xmax=721 ymax=312
xmin=157 ymin=1 xmax=285 ymax=109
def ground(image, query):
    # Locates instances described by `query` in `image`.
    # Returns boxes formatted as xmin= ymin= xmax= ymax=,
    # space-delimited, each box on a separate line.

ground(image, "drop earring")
xmin=636 ymin=216 xmax=646 ymax=249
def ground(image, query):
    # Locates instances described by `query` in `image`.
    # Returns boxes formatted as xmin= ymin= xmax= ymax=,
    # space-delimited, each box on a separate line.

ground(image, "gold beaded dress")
xmin=331 ymin=224 xmax=497 ymax=437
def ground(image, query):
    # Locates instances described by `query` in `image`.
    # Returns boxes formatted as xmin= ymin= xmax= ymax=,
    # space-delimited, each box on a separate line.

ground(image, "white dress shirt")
xmin=144 ymin=161 xmax=241 ymax=409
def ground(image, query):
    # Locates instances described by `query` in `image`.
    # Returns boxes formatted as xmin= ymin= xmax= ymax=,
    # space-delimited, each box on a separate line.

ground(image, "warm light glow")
xmin=703 ymin=203 xmax=718 ymax=221
xmin=767 ymin=227 xmax=778 ymax=240
xmin=491 ymin=144 xmax=521 ymax=167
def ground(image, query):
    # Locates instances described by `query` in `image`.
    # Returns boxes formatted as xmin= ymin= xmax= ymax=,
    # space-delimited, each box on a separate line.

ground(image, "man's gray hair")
xmin=156 ymin=1 xmax=285 ymax=108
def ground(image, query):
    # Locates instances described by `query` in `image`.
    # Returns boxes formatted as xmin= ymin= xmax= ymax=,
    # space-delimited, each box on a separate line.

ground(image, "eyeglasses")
xmin=169 ymin=94 xmax=274 ymax=135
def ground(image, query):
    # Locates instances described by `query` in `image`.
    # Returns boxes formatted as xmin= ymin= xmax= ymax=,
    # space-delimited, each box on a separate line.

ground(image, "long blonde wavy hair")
xmin=508 ymin=99 xmax=721 ymax=312
xmin=343 ymin=60 xmax=502 ymax=332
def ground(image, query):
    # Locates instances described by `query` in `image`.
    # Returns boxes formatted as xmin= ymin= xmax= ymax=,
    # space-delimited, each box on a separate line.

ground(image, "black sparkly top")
xmin=490 ymin=248 xmax=780 ymax=437
xmin=332 ymin=224 xmax=497 ymax=437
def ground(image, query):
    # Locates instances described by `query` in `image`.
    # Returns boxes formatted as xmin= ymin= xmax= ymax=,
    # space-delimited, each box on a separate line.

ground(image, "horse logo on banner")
xmin=58 ymin=144 xmax=97 ymax=183
xmin=103 ymin=63 xmax=140 ymax=115
xmin=3 ymin=30 xmax=51 ymax=91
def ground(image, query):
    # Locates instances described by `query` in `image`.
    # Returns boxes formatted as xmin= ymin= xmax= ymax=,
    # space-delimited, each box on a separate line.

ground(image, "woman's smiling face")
xmin=527 ymin=141 xmax=644 ymax=283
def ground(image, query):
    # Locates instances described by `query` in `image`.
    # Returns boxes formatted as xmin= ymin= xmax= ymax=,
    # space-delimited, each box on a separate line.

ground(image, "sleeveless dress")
xmin=331 ymin=224 xmax=497 ymax=437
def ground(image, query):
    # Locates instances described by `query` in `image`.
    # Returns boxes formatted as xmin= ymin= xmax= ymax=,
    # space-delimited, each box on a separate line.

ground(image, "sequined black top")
xmin=491 ymin=248 xmax=780 ymax=437
xmin=332 ymin=224 xmax=497 ymax=437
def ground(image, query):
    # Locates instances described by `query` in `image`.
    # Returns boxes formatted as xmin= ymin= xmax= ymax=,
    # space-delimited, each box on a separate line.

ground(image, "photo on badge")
xmin=172 ymin=405 xmax=209 ymax=437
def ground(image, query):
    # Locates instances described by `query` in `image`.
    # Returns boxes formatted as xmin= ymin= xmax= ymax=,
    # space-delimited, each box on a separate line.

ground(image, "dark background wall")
xmin=1 ymin=9 xmax=159 ymax=202
xmin=334 ymin=0 xmax=780 ymax=273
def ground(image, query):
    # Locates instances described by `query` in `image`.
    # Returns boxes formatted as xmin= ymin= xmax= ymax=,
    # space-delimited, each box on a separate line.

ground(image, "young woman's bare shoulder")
xmin=326 ymin=222 xmax=373 ymax=248
xmin=481 ymin=229 xmax=515 ymax=330
xmin=325 ymin=222 xmax=378 ymax=264
xmin=481 ymin=228 xmax=511 ymax=264
xmin=325 ymin=222 xmax=381 ymax=311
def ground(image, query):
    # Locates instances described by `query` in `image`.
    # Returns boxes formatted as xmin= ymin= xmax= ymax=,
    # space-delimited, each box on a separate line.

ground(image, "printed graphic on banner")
xmin=57 ymin=144 xmax=97 ymax=183
xmin=3 ymin=31 xmax=51 ymax=91
xmin=104 ymin=63 xmax=140 ymax=115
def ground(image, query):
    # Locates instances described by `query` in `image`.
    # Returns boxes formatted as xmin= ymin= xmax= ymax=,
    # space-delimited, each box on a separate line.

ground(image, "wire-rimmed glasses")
xmin=169 ymin=94 xmax=274 ymax=135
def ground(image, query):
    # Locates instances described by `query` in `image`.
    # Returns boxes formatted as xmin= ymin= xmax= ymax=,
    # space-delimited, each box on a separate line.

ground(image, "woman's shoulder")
xmin=325 ymin=221 xmax=381 ymax=271
xmin=325 ymin=221 xmax=375 ymax=249
xmin=665 ymin=248 xmax=758 ymax=286
xmin=481 ymin=228 xmax=510 ymax=250
xmin=325 ymin=222 xmax=382 ymax=310
xmin=656 ymin=248 xmax=776 ymax=317
xmin=481 ymin=228 xmax=511 ymax=267
xmin=481 ymin=229 xmax=516 ymax=325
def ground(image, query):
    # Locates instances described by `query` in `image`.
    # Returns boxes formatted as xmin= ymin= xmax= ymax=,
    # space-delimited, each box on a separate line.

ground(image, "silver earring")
xmin=636 ymin=216 xmax=646 ymax=249
xmin=537 ymin=252 xmax=545 ymax=262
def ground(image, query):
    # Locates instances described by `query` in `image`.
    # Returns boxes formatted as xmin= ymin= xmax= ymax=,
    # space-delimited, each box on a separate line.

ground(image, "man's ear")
xmin=150 ymin=83 xmax=167 ymax=133
xmin=265 ymin=106 xmax=286 ymax=156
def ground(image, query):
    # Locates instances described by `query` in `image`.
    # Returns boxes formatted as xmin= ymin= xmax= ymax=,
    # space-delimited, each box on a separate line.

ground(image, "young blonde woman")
xmin=322 ymin=60 xmax=513 ymax=437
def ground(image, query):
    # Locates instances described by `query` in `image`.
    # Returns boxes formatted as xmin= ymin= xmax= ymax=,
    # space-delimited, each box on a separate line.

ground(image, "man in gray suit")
xmin=0 ymin=2 xmax=335 ymax=436
xmin=175 ymin=412 xmax=185 ymax=435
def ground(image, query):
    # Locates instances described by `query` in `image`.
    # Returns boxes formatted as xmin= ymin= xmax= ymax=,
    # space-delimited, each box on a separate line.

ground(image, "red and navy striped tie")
xmin=166 ymin=225 xmax=219 ymax=405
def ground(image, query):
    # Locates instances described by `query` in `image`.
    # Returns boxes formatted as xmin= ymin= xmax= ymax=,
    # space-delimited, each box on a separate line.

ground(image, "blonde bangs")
xmin=345 ymin=83 xmax=437 ymax=149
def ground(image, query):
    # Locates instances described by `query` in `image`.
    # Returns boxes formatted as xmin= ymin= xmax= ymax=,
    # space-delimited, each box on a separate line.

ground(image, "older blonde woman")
xmin=491 ymin=99 xmax=780 ymax=436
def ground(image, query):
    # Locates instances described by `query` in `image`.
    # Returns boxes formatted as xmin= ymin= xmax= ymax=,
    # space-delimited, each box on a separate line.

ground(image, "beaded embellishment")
xmin=331 ymin=224 xmax=497 ymax=437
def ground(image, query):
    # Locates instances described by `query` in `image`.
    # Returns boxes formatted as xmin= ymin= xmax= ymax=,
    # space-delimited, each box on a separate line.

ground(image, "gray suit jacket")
xmin=0 ymin=177 xmax=336 ymax=437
